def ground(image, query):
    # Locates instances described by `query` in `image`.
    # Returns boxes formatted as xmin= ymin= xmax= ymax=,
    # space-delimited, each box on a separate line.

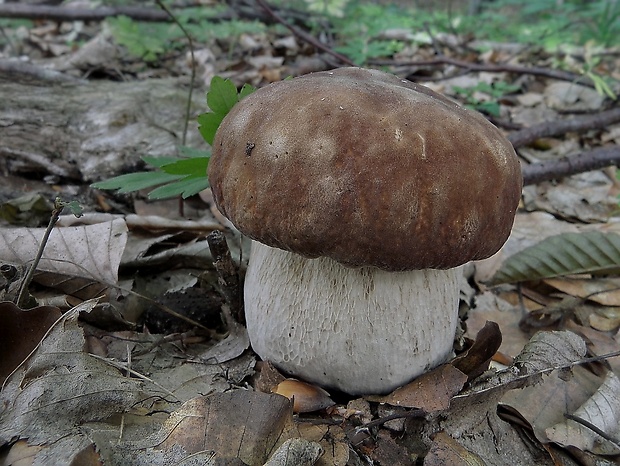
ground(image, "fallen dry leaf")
xmin=544 ymin=277 xmax=620 ymax=307
xmin=544 ymin=82 xmax=605 ymax=112
xmin=425 ymin=431 xmax=486 ymax=466
xmin=0 ymin=299 xmax=143 ymax=463
xmin=139 ymin=390 xmax=295 ymax=465
xmin=546 ymin=371 xmax=620 ymax=456
xmin=466 ymin=291 xmax=532 ymax=358
xmin=0 ymin=301 xmax=61 ymax=384
xmin=369 ymin=429 xmax=414 ymax=465
xmin=297 ymin=423 xmax=349 ymax=466
xmin=263 ymin=438 xmax=322 ymax=466
xmin=434 ymin=331 xmax=590 ymax=465
xmin=452 ymin=320 xmax=502 ymax=380
xmin=372 ymin=364 xmax=467 ymax=411
xmin=0 ymin=218 xmax=127 ymax=299
xmin=500 ymin=365 xmax=601 ymax=444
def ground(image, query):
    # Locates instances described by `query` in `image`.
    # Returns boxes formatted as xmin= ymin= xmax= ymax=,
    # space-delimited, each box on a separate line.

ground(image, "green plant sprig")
xmin=91 ymin=76 xmax=255 ymax=200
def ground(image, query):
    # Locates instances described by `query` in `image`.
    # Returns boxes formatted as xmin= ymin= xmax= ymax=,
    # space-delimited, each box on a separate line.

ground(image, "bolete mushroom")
xmin=208 ymin=67 xmax=522 ymax=395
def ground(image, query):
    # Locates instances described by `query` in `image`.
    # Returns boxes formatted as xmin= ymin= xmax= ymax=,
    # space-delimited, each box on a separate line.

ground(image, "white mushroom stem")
xmin=244 ymin=241 xmax=462 ymax=395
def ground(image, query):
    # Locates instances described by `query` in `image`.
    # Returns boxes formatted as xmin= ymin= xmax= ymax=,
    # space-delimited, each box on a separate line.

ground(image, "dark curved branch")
xmin=521 ymin=146 xmax=620 ymax=186
xmin=254 ymin=0 xmax=355 ymax=67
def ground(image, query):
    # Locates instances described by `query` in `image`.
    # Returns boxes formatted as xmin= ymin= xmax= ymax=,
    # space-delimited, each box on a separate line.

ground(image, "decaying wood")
xmin=1 ymin=65 xmax=618 ymax=186
xmin=0 ymin=73 xmax=207 ymax=182
xmin=0 ymin=60 xmax=86 ymax=84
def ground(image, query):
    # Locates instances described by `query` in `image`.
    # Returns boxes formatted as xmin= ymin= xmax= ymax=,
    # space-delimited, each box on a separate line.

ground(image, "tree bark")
xmin=0 ymin=72 xmax=208 ymax=182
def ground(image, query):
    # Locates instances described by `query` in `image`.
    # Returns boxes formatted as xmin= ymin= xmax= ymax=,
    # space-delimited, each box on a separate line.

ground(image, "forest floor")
xmin=1 ymin=2 xmax=620 ymax=465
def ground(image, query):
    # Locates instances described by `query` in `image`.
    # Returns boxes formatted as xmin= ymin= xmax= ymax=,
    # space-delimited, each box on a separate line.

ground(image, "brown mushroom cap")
xmin=209 ymin=67 xmax=522 ymax=271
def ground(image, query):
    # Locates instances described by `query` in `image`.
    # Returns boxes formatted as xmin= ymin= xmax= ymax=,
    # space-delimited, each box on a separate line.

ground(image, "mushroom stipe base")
xmin=244 ymin=241 xmax=462 ymax=395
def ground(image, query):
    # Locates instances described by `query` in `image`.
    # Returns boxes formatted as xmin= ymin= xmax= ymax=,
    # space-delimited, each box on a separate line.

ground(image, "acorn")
xmin=272 ymin=379 xmax=334 ymax=413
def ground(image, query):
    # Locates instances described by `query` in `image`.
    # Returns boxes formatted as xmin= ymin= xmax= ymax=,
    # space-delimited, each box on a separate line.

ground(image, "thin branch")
xmin=509 ymin=106 xmax=620 ymax=148
xmin=564 ymin=412 xmax=620 ymax=449
xmin=370 ymin=56 xmax=597 ymax=88
xmin=154 ymin=0 xmax=195 ymax=147
xmin=254 ymin=0 xmax=355 ymax=67
xmin=522 ymin=146 xmax=620 ymax=186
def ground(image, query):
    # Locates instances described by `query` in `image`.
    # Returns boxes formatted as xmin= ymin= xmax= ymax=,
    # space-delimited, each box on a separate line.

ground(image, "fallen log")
xmin=0 ymin=69 xmax=208 ymax=182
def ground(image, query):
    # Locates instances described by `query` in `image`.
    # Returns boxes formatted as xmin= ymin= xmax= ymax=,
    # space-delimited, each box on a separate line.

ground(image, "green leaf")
xmin=207 ymin=76 xmax=239 ymax=115
xmin=141 ymin=156 xmax=182 ymax=168
xmin=148 ymin=176 xmax=209 ymax=199
xmin=489 ymin=231 xmax=620 ymax=285
xmin=160 ymin=157 xmax=209 ymax=176
xmin=198 ymin=76 xmax=256 ymax=146
xmin=178 ymin=146 xmax=211 ymax=158
xmin=239 ymin=83 xmax=257 ymax=99
xmin=475 ymin=101 xmax=500 ymax=117
xmin=91 ymin=172 xmax=182 ymax=193
xmin=64 ymin=200 xmax=83 ymax=218
xmin=197 ymin=112 xmax=225 ymax=146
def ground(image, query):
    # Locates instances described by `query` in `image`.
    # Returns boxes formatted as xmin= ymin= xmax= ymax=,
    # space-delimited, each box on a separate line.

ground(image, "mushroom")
xmin=208 ymin=67 xmax=522 ymax=395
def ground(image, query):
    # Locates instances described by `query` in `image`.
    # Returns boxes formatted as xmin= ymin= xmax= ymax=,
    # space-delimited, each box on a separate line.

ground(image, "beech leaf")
xmin=490 ymin=231 xmax=620 ymax=285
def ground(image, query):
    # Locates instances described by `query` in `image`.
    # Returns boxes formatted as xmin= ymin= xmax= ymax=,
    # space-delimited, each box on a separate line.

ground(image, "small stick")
xmin=207 ymin=231 xmax=244 ymax=325
xmin=369 ymin=56 xmax=596 ymax=88
xmin=564 ymin=413 xmax=620 ymax=449
xmin=16 ymin=198 xmax=67 ymax=307
xmin=522 ymin=146 xmax=620 ymax=186
xmin=509 ymin=107 xmax=620 ymax=149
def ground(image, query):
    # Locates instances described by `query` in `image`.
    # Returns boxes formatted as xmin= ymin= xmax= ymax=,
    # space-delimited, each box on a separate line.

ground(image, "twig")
xmin=355 ymin=409 xmax=426 ymax=431
xmin=564 ymin=412 xmax=620 ymax=449
xmin=455 ymin=349 xmax=620 ymax=400
xmin=154 ymin=0 xmax=195 ymax=147
xmin=521 ymin=146 xmax=620 ymax=186
xmin=15 ymin=198 xmax=64 ymax=307
xmin=370 ymin=56 xmax=597 ymax=88
xmin=509 ymin=107 xmax=620 ymax=148
xmin=254 ymin=0 xmax=355 ymax=67
xmin=0 ymin=3 xmax=169 ymax=22
xmin=89 ymin=353 xmax=181 ymax=401
xmin=154 ymin=0 xmax=197 ymax=217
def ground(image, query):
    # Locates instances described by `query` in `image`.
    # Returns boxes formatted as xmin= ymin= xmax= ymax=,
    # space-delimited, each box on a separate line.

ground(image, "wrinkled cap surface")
xmin=209 ymin=67 xmax=522 ymax=271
